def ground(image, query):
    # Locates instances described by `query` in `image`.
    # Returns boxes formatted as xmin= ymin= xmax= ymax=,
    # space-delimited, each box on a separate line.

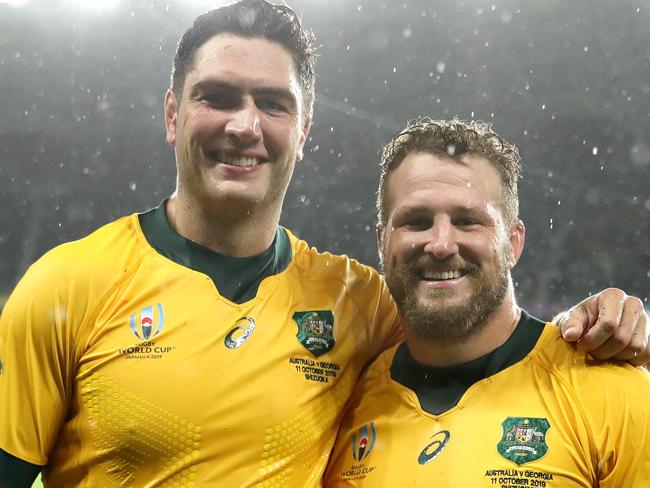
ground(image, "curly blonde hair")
xmin=377 ymin=117 xmax=522 ymax=225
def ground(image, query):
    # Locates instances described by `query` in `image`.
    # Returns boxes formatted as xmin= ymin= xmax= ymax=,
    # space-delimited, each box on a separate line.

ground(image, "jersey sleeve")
xmin=0 ymin=252 xmax=80 ymax=466
xmin=348 ymin=263 xmax=402 ymax=365
xmin=323 ymin=346 xmax=395 ymax=487
xmin=586 ymin=365 xmax=650 ymax=486
xmin=323 ymin=369 xmax=369 ymax=486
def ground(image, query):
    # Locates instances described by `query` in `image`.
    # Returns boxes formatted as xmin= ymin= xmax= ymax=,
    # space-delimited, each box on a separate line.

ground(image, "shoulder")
xmin=352 ymin=343 xmax=402 ymax=398
xmin=529 ymin=325 xmax=650 ymax=482
xmin=285 ymin=228 xmax=383 ymax=285
xmin=284 ymin=228 xmax=391 ymax=309
xmin=530 ymin=324 xmax=650 ymax=399
xmin=283 ymin=229 xmax=401 ymax=351
xmin=23 ymin=214 xmax=146 ymax=284
xmin=3 ymin=214 xmax=149 ymax=319
xmin=39 ymin=213 xmax=144 ymax=267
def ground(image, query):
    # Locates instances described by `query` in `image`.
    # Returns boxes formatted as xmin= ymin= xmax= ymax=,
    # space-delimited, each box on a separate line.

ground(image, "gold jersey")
xmin=326 ymin=315 xmax=650 ymax=487
xmin=0 ymin=212 xmax=400 ymax=487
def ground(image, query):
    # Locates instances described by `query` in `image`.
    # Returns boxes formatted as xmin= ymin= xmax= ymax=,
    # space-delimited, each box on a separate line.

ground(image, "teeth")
xmin=423 ymin=270 xmax=461 ymax=280
xmin=217 ymin=153 xmax=259 ymax=167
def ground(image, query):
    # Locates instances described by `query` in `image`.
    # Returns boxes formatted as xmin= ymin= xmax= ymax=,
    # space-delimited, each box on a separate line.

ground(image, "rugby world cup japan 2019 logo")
xmin=352 ymin=422 xmax=377 ymax=462
xmin=129 ymin=304 xmax=165 ymax=340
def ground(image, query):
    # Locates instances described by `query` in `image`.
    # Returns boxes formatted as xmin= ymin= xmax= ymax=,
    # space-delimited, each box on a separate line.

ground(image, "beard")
xmin=384 ymin=247 xmax=511 ymax=343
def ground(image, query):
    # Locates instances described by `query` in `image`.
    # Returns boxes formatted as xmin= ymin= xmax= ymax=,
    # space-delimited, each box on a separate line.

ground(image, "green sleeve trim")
xmin=0 ymin=449 xmax=41 ymax=488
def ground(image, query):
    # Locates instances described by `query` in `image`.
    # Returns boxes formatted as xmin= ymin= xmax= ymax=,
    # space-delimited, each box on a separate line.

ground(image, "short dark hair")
xmin=377 ymin=118 xmax=522 ymax=225
xmin=171 ymin=0 xmax=316 ymax=118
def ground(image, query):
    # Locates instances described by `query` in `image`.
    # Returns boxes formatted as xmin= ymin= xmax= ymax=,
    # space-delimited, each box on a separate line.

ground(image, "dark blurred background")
xmin=1 ymin=0 xmax=648 ymax=316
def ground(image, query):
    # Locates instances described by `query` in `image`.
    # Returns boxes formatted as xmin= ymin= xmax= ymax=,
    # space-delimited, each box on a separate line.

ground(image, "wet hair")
xmin=377 ymin=117 xmax=522 ymax=225
xmin=171 ymin=0 xmax=316 ymax=118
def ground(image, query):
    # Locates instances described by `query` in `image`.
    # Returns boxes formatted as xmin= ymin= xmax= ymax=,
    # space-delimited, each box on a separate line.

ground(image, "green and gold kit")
xmin=0 ymin=203 xmax=401 ymax=487
xmin=326 ymin=312 xmax=650 ymax=487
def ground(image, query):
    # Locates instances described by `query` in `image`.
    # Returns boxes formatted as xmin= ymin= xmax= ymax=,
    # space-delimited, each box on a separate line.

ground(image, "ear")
xmin=376 ymin=222 xmax=385 ymax=266
xmin=295 ymin=115 xmax=312 ymax=161
xmin=507 ymin=219 xmax=526 ymax=269
xmin=164 ymin=89 xmax=178 ymax=146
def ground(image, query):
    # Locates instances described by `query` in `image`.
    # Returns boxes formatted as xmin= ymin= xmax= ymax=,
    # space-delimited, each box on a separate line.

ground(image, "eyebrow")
xmin=190 ymin=78 xmax=298 ymax=108
xmin=395 ymin=201 xmax=488 ymax=217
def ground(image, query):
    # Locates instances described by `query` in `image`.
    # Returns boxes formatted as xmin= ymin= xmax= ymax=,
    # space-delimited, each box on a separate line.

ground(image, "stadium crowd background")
xmin=1 ymin=0 xmax=648 ymax=318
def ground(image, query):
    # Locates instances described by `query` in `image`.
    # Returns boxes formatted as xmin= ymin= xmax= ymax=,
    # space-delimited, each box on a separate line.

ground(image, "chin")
xmin=403 ymin=303 xmax=483 ymax=342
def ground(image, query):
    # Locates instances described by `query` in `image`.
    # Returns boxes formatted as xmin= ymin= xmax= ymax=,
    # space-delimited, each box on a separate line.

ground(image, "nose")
xmin=225 ymin=99 xmax=261 ymax=143
xmin=422 ymin=219 xmax=459 ymax=259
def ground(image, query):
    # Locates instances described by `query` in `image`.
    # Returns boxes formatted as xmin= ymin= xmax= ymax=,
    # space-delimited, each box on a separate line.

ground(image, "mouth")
xmin=419 ymin=269 xmax=468 ymax=282
xmin=210 ymin=151 xmax=264 ymax=167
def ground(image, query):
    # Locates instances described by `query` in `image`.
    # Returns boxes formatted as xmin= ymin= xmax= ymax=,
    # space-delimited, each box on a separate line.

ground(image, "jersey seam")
xmin=283 ymin=229 xmax=379 ymax=355
xmin=340 ymin=276 xmax=377 ymax=360
xmin=72 ymin=219 xmax=149 ymax=372
xmin=526 ymin=350 xmax=598 ymax=482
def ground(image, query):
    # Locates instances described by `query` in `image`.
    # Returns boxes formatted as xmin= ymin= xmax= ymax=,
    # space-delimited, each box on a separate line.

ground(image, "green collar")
xmin=138 ymin=201 xmax=292 ymax=304
xmin=390 ymin=311 xmax=546 ymax=415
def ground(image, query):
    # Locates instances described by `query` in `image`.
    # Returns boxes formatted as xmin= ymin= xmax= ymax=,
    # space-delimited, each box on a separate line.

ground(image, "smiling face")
xmin=164 ymin=34 xmax=311 ymax=215
xmin=378 ymin=151 xmax=525 ymax=342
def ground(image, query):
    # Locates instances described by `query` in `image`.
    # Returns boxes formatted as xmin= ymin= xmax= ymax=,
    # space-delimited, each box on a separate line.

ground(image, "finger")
xmin=629 ymin=308 xmax=649 ymax=367
xmin=556 ymin=296 xmax=600 ymax=343
xmin=607 ymin=298 xmax=646 ymax=361
xmin=588 ymin=298 xmax=640 ymax=360
xmin=556 ymin=310 xmax=585 ymax=343
xmin=577 ymin=289 xmax=625 ymax=352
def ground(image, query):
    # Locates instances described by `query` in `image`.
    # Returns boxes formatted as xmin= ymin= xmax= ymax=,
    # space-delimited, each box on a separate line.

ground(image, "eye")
xmin=257 ymin=98 xmax=288 ymax=113
xmin=200 ymin=93 xmax=238 ymax=109
xmin=454 ymin=218 xmax=480 ymax=227
xmin=402 ymin=217 xmax=432 ymax=230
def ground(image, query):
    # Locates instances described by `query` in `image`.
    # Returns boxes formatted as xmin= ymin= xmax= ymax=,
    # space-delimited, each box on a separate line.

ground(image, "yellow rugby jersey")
xmin=326 ymin=313 xmax=650 ymax=487
xmin=0 ymin=209 xmax=401 ymax=487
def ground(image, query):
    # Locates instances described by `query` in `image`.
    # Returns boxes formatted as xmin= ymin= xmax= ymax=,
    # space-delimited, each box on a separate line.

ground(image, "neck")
xmin=403 ymin=288 xmax=521 ymax=367
xmin=166 ymin=192 xmax=280 ymax=257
